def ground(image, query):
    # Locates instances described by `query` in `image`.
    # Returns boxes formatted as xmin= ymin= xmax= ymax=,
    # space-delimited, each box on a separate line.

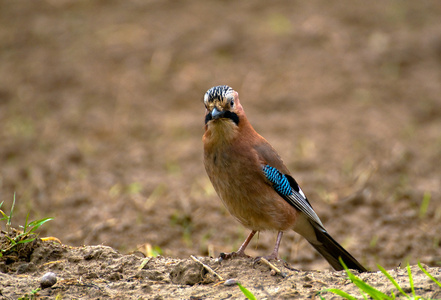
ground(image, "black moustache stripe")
xmin=223 ymin=111 xmax=239 ymax=125
xmin=205 ymin=111 xmax=239 ymax=126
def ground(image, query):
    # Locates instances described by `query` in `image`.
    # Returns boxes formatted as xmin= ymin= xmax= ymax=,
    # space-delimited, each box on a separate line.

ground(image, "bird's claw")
xmin=219 ymin=251 xmax=250 ymax=261
xmin=253 ymin=254 xmax=279 ymax=266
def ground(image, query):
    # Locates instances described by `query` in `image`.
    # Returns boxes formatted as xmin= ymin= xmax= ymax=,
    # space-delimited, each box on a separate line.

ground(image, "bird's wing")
xmin=261 ymin=164 xmax=325 ymax=230
xmin=253 ymin=140 xmax=325 ymax=229
xmin=254 ymin=142 xmax=290 ymax=173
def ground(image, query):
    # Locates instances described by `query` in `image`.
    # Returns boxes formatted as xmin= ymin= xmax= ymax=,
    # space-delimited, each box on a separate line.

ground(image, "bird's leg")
xmin=255 ymin=231 xmax=283 ymax=262
xmin=236 ymin=230 xmax=257 ymax=256
xmin=220 ymin=230 xmax=256 ymax=259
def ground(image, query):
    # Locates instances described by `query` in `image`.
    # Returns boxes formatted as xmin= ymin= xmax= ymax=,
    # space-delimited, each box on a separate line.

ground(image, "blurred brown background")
xmin=1 ymin=0 xmax=440 ymax=270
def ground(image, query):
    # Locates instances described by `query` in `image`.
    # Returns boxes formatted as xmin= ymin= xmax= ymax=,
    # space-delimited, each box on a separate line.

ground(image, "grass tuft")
xmin=0 ymin=193 xmax=53 ymax=258
xmin=319 ymin=258 xmax=440 ymax=300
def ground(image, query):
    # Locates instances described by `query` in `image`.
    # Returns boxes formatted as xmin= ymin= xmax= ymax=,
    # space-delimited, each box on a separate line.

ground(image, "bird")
xmin=202 ymin=85 xmax=367 ymax=272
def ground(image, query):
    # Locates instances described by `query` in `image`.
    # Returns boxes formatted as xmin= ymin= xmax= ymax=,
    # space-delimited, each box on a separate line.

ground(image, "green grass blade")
xmin=0 ymin=200 xmax=9 ymax=221
xmin=7 ymin=193 xmax=16 ymax=228
xmin=418 ymin=261 xmax=441 ymax=288
xmin=13 ymin=231 xmax=28 ymax=241
xmin=407 ymin=264 xmax=416 ymax=298
xmin=0 ymin=209 xmax=7 ymax=221
xmin=419 ymin=191 xmax=431 ymax=219
xmin=340 ymin=258 xmax=392 ymax=300
xmin=352 ymin=276 xmax=393 ymax=300
xmin=237 ymin=283 xmax=257 ymax=300
xmin=361 ymin=290 xmax=369 ymax=300
xmin=0 ymin=202 xmax=7 ymax=220
xmin=4 ymin=235 xmax=17 ymax=245
xmin=23 ymin=213 xmax=30 ymax=233
xmin=322 ymin=288 xmax=358 ymax=300
xmin=27 ymin=217 xmax=54 ymax=233
xmin=377 ymin=264 xmax=408 ymax=298
xmin=16 ymin=238 xmax=36 ymax=245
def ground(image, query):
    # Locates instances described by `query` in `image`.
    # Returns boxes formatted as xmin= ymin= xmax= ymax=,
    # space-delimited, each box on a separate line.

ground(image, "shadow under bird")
xmin=202 ymin=85 xmax=367 ymax=272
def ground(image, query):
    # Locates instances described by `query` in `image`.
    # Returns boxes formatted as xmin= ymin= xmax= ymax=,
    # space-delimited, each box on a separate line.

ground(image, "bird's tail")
xmin=307 ymin=225 xmax=367 ymax=272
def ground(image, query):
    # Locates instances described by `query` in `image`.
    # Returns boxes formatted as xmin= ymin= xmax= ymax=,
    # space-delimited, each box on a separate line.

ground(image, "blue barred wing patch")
xmin=262 ymin=165 xmax=292 ymax=196
xmin=262 ymin=164 xmax=325 ymax=229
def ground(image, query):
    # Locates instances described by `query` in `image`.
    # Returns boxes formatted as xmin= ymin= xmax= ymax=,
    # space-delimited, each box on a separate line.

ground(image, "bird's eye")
xmin=230 ymin=100 xmax=235 ymax=107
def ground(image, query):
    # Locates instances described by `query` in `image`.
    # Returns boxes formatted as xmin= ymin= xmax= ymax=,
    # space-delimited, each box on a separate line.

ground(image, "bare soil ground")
xmin=1 ymin=0 xmax=441 ymax=299
xmin=1 ymin=237 xmax=441 ymax=299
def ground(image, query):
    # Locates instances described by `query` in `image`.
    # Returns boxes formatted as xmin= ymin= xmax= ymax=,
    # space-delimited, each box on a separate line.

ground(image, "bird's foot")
xmin=219 ymin=251 xmax=250 ymax=260
xmin=253 ymin=253 xmax=279 ymax=264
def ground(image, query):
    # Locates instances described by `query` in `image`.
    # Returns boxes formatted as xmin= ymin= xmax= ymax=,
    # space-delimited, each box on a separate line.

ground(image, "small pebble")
xmin=40 ymin=272 xmax=57 ymax=289
xmin=224 ymin=278 xmax=238 ymax=286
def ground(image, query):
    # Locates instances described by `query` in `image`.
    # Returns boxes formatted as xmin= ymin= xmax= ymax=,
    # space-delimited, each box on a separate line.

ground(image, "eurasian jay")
xmin=202 ymin=85 xmax=367 ymax=272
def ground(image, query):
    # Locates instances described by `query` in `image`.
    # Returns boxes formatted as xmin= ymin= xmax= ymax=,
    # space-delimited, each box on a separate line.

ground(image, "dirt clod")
xmin=169 ymin=261 xmax=204 ymax=285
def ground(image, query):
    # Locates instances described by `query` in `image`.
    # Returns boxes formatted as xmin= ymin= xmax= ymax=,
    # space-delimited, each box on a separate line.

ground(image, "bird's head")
xmin=203 ymin=85 xmax=243 ymax=126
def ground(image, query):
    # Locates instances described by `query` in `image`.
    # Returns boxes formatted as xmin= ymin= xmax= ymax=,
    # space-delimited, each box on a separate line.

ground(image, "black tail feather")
xmin=308 ymin=226 xmax=367 ymax=272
